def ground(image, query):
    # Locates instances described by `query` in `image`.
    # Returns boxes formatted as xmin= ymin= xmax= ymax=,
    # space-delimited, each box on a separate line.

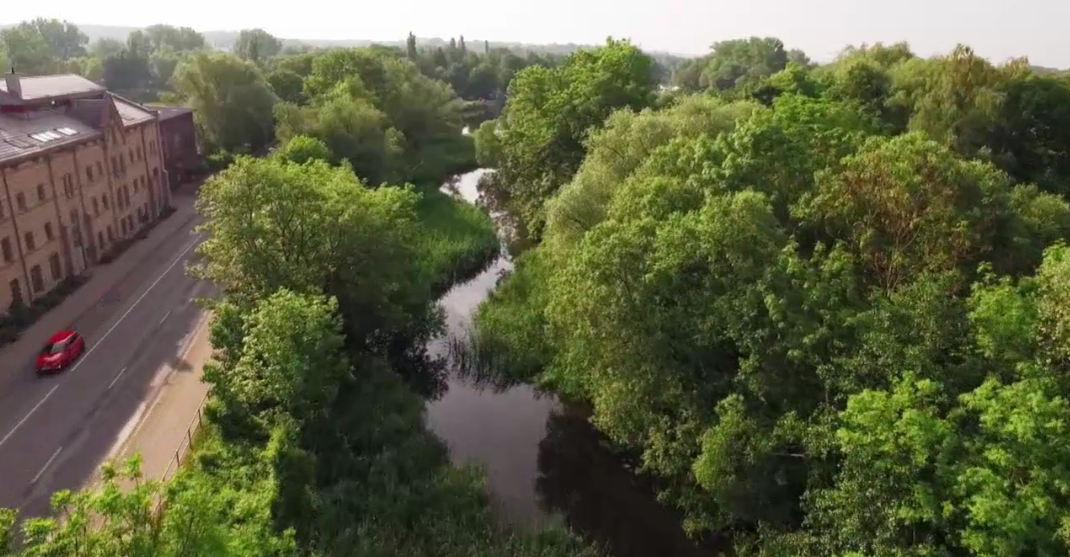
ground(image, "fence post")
xmin=187 ymin=428 xmax=193 ymax=450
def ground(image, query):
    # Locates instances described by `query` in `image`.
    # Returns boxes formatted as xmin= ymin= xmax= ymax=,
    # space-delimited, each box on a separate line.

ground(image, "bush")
xmin=0 ymin=275 xmax=87 ymax=349
xmin=205 ymin=150 xmax=236 ymax=172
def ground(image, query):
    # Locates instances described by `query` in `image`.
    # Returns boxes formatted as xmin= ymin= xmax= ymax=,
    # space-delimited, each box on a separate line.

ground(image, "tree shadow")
xmin=534 ymin=404 xmax=724 ymax=557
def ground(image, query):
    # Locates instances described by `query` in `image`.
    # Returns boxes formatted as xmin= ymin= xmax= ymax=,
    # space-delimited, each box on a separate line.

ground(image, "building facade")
xmin=156 ymin=107 xmax=200 ymax=190
xmin=0 ymin=71 xmax=177 ymax=315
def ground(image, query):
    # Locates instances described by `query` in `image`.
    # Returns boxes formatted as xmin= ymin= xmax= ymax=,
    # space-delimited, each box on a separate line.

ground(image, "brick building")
xmin=156 ymin=107 xmax=200 ymax=189
xmin=0 ymin=70 xmax=176 ymax=314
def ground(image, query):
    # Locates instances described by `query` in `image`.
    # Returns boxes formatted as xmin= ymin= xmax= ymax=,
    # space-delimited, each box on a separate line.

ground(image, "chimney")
xmin=5 ymin=67 xmax=21 ymax=99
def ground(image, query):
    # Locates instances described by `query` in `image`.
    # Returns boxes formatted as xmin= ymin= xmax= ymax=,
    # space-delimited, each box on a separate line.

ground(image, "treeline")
xmin=0 ymin=31 xmax=600 ymax=557
xmin=0 ymin=19 xmax=563 ymax=126
xmin=473 ymin=37 xmax=1070 ymax=556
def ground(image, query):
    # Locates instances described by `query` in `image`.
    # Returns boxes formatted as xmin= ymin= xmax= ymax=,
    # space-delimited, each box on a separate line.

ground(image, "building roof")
xmin=67 ymin=99 xmax=107 ymax=129
xmin=0 ymin=77 xmax=174 ymax=166
xmin=0 ymin=74 xmax=104 ymax=103
xmin=0 ymin=110 xmax=102 ymax=165
xmin=112 ymin=96 xmax=155 ymax=126
xmin=155 ymin=106 xmax=194 ymax=121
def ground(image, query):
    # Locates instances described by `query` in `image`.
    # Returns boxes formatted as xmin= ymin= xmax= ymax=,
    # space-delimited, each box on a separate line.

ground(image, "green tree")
xmin=144 ymin=24 xmax=206 ymax=52
xmin=171 ymin=52 xmax=277 ymax=153
xmin=275 ymin=135 xmax=332 ymax=165
xmin=273 ymin=88 xmax=404 ymax=185
xmin=0 ymin=25 xmax=56 ymax=74
xmin=192 ymin=156 xmax=432 ymax=353
xmin=491 ymin=38 xmax=656 ymax=237
xmin=90 ymin=37 xmax=125 ymax=59
xmin=233 ymin=29 xmax=282 ymax=66
xmin=266 ymin=68 xmax=305 ymax=104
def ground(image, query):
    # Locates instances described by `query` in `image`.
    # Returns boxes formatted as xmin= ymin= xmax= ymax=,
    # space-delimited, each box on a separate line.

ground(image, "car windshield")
xmin=42 ymin=340 xmax=67 ymax=355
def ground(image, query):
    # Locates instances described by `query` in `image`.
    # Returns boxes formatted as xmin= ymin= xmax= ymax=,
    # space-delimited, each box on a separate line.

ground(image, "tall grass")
xmin=413 ymin=186 xmax=502 ymax=298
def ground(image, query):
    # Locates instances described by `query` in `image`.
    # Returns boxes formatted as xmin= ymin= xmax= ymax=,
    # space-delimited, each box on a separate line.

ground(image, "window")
xmin=36 ymin=184 xmax=45 ymax=201
xmin=124 ymin=185 xmax=130 ymax=206
xmin=42 ymin=338 xmax=68 ymax=355
xmin=86 ymin=166 xmax=94 ymax=182
xmin=96 ymin=161 xmax=103 ymax=177
xmin=44 ymin=222 xmax=54 ymax=241
xmin=92 ymin=197 xmax=99 ymax=215
xmin=1 ymin=237 xmax=12 ymax=263
xmin=120 ymin=219 xmax=127 ymax=235
xmin=97 ymin=231 xmax=104 ymax=248
xmin=15 ymin=193 xmax=25 ymax=211
xmin=129 ymin=150 xmax=134 ymax=164
xmin=70 ymin=209 xmax=79 ymax=227
xmin=48 ymin=253 xmax=62 ymax=280
xmin=107 ymin=226 xmax=113 ymax=241
xmin=0 ymin=201 xmax=4 ymax=220
xmin=30 ymin=265 xmax=43 ymax=293
xmin=23 ymin=231 xmax=35 ymax=251
xmin=120 ymin=157 xmax=126 ymax=173
xmin=102 ymin=195 xmax=109 ymax=209
xmin=137 ymin=146 xmax=143 ymax=160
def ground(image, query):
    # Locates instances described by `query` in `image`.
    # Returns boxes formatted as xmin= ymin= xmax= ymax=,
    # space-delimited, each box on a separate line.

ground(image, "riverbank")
xmin=426 ymin=170 xmax=718 ymax=557
xmin=157 ymin=163 xmax=598 ymax=557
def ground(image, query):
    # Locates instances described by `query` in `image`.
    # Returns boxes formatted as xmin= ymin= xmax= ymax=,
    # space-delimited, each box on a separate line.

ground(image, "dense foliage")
xmin=0 ymin=110 xmax=590 ymax=557
xmin=474 ymin=39 xmax=1070 ymax=556
xmin=477 ymin=38 xmax=659 ymax=238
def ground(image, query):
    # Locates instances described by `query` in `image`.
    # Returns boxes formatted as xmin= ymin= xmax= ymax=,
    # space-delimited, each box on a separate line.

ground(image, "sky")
xmin=3 ymin=0 xmax=1070 ymax=68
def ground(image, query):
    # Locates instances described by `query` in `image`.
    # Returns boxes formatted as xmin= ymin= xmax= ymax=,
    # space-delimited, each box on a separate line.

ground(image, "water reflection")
xmin=537 ymin=405 xmax=719 ymax=557
xmin=426 ymin=169 xmax=713 ymax=556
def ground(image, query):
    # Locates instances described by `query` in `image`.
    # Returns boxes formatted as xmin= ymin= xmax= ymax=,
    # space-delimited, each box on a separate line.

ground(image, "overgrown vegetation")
xmin=472 ymin=38 xmax=1070 ymax=556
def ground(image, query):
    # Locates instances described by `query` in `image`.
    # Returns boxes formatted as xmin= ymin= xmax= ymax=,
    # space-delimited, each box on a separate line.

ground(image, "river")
xmin=425 ymin=169 xmax=716 ymax=557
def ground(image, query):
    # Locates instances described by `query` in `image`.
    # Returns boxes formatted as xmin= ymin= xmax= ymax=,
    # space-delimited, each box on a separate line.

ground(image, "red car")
xmin=36 ymin=330 xmax=86 ymax=374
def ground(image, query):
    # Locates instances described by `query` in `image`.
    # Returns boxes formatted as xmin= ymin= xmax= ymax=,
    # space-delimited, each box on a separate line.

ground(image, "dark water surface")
xmin=425 ymin=170 xmax=716 ymax=557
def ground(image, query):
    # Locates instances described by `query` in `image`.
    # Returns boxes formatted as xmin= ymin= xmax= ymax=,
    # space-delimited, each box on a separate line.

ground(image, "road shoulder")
xmin=100 ymin=311 xmax=213 ymax=486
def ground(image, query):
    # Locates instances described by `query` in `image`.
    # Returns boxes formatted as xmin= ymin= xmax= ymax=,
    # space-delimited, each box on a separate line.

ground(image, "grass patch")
xmin=414 ymin=185 xmax=501 ymax=297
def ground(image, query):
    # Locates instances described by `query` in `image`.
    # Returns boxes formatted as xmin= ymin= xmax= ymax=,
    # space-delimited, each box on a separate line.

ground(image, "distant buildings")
xmin=0 ymin=70 xmax=199 ymax=314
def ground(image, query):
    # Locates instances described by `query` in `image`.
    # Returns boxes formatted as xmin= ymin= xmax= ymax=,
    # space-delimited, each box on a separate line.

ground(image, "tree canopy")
xmin=472 ymin=37 xmax=1070 ymax=557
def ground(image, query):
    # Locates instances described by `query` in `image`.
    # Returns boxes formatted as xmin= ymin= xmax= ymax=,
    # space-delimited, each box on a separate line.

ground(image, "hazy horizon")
xmin=3 ymin=0 xmax=1069 ymax=67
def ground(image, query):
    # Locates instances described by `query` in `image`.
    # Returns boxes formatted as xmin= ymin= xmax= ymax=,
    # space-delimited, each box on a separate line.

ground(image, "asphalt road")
xmin=0 ymin=213 xmax=215 ymax=519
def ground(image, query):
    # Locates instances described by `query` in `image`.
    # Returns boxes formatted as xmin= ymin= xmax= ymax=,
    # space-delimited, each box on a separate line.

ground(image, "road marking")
xmin=67 ymin=235 xmax=201 ymax=375
xmin=107 ymin=367 xmax=127 ymax=390
xmin=32 ymin=447 xmax=62 ymax=484
xmin=158 ymin=310 xmax=172 ymax=326
xmin=0 ymin=385 xmax=58 ymax=449
xmin=107 ymin=401 xmax=148 ymax=462
xmin=0 ymin=235 xmax=201 ymax=452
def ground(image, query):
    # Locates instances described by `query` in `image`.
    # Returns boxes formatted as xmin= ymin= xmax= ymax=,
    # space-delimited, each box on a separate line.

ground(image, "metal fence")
xmin=158 ymin=390 xmax=211 ymax=483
